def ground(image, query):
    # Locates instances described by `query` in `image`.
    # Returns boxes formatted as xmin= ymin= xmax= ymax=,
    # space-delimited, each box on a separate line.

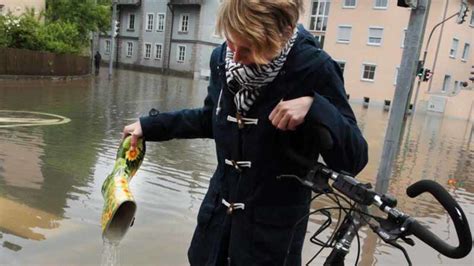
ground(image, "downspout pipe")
xmin=166 ymin=3 xmax=174 ymax=74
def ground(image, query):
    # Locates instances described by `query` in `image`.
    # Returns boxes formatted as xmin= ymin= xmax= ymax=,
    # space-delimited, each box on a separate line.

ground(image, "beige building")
xmin=0 ymin=0 xmax=45 ymax=16
xmin=300 ymin=0 xmax=473 ymax=120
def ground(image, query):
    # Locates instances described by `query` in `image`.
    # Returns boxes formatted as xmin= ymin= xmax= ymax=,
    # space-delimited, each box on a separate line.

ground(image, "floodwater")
xmin=0 ymin=68 xmax=472 ymax=265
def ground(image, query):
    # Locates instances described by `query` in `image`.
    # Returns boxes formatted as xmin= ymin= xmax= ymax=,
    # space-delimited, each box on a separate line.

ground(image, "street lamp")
xmin=108 ymin=0 xmax=118 ymax=79
xmin=410 ymin=2 xmax=469 ymax=114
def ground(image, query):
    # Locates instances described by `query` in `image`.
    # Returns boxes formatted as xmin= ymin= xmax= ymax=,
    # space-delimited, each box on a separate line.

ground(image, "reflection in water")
xmin=0 ymin=69 xmax=472 ymax=265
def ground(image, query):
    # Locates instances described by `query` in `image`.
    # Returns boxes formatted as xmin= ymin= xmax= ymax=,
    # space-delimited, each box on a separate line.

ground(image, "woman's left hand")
xmin=269 ymin=96 xmax=314 ymax=131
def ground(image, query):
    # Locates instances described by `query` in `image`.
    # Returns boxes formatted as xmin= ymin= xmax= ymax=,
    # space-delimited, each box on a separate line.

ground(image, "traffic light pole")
xmin=108 ymin=1 xmax=118 ymax=79
xmin=375 ymin=0 xmax=431 ymax=193
xmin=411 ymin=11 xmax=460 ymax=114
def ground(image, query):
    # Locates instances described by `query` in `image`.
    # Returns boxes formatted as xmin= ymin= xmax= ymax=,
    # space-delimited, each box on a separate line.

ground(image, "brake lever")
xmin=386 ymin=239 xmax=413 ymax=266
xmin=277 ymin=166 xmax=333 ymax=194
xmin=369 ymin=223 xmax=413 ymax=266
xmin=401 ymin=236 xmax=415 ymax=246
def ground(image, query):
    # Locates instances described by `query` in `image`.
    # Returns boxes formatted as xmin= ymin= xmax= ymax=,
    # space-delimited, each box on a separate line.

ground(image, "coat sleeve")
xmin=305 ymin=59 xmax=368 ymax=175
xmin=138 ymin=50 xmax=219 ymax=142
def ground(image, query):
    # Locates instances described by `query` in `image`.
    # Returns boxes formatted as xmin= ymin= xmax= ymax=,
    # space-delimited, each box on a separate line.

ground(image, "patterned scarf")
xmin=225 ymin=29 xmax=298 ymax=115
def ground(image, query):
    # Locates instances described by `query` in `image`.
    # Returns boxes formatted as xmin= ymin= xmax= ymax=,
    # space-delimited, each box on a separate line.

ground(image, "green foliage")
xmin=0 ymin=0 xmax=111 ymax=54
xmin=45 ymin=0 xmax=111 ymax=38
xmin=0 ymin=10 xmax=44 ymax=50
xmin=37 ymin=21 xmax=82 ymax=54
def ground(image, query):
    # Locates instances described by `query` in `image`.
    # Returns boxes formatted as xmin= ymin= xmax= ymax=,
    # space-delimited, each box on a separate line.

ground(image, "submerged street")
xmin=0 ymin=69 xmax=472 ymax=265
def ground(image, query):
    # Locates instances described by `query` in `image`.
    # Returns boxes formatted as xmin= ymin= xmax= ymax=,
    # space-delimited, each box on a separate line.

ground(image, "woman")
xmin=123 ymin=0 xmax=368 ymax=265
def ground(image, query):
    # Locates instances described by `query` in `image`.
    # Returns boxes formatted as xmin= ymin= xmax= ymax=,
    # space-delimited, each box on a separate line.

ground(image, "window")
xmin=336 ymin=60 xmax=346 ymax=74
xmin=157 ymin=13 xmax=165 ymax=32
xmin=394 ymin=66 xmax=400 ymax=85
xmin=0 ymin=5 xmax=4 ymax=14
xmin=374 ymin=0 xmax=388 ymax=9
xmin=144 ymin=43 xmax=152 ymax=59
xmin=401 ymin=28 xmax=407 ymax=48
xmin=128 ymin=14 xmax=135 ymax=30
xmin=368 ymin=27 xmax=383 ymax=45
xmin=314 ymin=35 xmax=325 ymax=48
xmin=179 ymin=14 xmax=189 ymax=32
xmin=452 ymin=80 xmax=460 ymax=94
xmin=343 ymin=0 xmax=356 ymax=8
xmin=146 ymin=13 xmax=154 ymax=31
xmin=362 ymin=64 xmax=376 ymax=81
xmin=449 ymin=38 xmax=459 ymax=58
xmin=105 ymin=40 xmax=111 ymax=54
xmin=155 ymin=43 xmax=163 ymax=60
xmin=177 ymin=45 xmax=186 ymax=62
xmin=126 ymin=42 xmax=133 ymax=57
xmin=461 ymin=43 xmax=470 ymax=61
xmin=470 ymin=10 xmax=474 ymax=26
xmin=337 ymin=25 xmax=352 ymax=43
xmin=441 ymin=75 xmax=451 ymax=92
xmin=310 ymin=0 xmax=330 ymax=32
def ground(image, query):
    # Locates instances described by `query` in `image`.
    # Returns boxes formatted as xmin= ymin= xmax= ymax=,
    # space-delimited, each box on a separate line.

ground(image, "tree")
xmin=44 ymin=0 xmax=111 ymax=48
xmin=0 ymin=1 xmax=111 ymax=54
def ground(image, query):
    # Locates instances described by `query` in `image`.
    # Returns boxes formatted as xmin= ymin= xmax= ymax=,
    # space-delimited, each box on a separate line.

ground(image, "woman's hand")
xmin=122 ymin=121 xmax=143 ymax=150
xmin=269 ymin=96 xmax=314 ymax=131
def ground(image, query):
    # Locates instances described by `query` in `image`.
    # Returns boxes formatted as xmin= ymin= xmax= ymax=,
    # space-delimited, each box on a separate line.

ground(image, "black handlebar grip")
xmin=406 ymin=180 xmax=472 ymax=258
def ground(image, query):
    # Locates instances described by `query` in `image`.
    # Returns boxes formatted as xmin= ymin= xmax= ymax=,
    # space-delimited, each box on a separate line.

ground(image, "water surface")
xmin=0 ymin=69 xmax=472 ymax=265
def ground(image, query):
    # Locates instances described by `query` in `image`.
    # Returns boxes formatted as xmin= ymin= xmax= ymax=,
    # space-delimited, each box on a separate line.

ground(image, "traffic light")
xmin=456 ymin=2 xmax=469 ymax=24
xmin=113 ymin=20 xmax=120 ymax=38
xmin=397 ymin=0 xmax=417 ymax=8
xmin=423 ymin=68 xmax=432 ymax=82
xmin=417 ymin=60 xmax=424 ymax=78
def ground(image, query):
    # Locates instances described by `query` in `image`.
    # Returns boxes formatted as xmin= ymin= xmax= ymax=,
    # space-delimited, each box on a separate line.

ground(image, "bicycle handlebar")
xmin=282 ymin=162 xmax=472 ymax=260
xmin=406 ymin=180 xmax=472 ymax=258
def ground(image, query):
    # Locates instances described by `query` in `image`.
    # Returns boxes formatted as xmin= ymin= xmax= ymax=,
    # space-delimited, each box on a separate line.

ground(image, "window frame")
xmin=401 ymin=28 xmax=407 ymax=48
xmin=157 ymin=13 xmax=165 ymax=32
xmin=155 ymin=43 xmax=163 ymax=60
xmin=105 ymin=40 xmax=111 ymax=54
xmin=452 ymin=80 xmax=460 ymax=94
xmin=470 ymin=10 xmax=474 ymax=26
xmin=367 ymin=26 xmax=384 ymax=46
xmin=343 ymin=0 xmax=357 ymax=8
xmin=361 ymin=63 xmax=377 ymax=82
xmin=146 ymin=13 xmax=154 ymax=32
xmin=179 ymin=14 xmax=190 ymax=33
xmin=373 ymin=0 xmax=388 ymax=10
xmin=144 ymin=43 xmax=152 ymax=59
xmin=449 ymin=38 xmax=459 ymax=58
xmin=177 ymin=45 xmax=186 ymax=63
xmin=461 ymin=43 xmax=470 ymax=62
xmin=309 ymin=0 xmax=331 ymax=32
xmin=128 ymin=13 xmax=135 ymax=30
xmin=335 ymin=60 xmax=346 ymax=74
xmin=394 ymin=66 xmax=400 ymax=85
xmin=126 ymin=41 xmax=133 ymax=57
xmin=441 ymin=75 xmax=451 ymax=93
xmin=337 ymin=25 xmax=352 ymax=44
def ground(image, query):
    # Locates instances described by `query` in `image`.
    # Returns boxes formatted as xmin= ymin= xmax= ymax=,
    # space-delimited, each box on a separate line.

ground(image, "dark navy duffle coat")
xmin=139 ymin=25 xmax=368 ymax=266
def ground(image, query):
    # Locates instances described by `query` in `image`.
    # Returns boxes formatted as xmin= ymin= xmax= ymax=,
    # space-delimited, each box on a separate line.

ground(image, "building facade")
xmin=99 ymin=0 xmax=473 ymax=120
xmin=0 ymin=0 xmax=45 ymax=16
xmin=98 ymin=0 xmax=223 ymax=78
xmin=300 ymin=0 xmax=473 ymax=120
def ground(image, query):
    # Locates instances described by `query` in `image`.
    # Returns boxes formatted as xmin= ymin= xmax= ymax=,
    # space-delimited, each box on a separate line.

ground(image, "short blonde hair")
xmin=216 ymin=0 xmax=303 ymax=64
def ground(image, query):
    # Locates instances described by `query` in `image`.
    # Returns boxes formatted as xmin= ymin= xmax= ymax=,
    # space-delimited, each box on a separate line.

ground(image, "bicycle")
xmin=278 ymin=162 xmax=472 ymax=265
